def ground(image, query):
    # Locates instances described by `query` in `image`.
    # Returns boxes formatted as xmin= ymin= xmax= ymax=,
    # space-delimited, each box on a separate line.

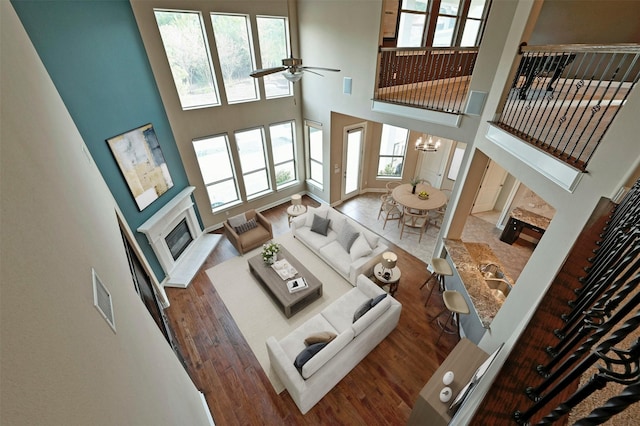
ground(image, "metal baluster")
xmin=574 ymin=382 xmax=640 ymax=425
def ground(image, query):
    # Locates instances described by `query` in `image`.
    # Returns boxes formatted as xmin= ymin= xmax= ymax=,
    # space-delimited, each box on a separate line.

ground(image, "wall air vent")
xmin=92 ymin=268 xmax=116 ymax=332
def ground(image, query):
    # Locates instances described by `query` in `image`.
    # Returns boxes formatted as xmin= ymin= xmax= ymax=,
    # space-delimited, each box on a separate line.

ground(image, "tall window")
xmin=306 ymin=121 xmax=323 ymax=188
xmin=235 ymin=128 xmax=270 ymax=198
xmin=377 ymin=124 xmax=408 ymax=178
xmin=154 ymin=10 xmax=220 ymax=109
xmin=192 ymin=135 xmax=239 ymax=211
xmin=433 ymin=0 xmax=460 ymax=47
xmin=210 ymin=13 xmax=259 ymax=103
xmin=257 ymin=16 xmax=291 ymax=98
xmin=396 ymin=0 xmax=490 ymax=48
xmin=397 ymin=0 xmax=429 ymax=47
xmin=269 ymin=121 xmax=296 ymax=188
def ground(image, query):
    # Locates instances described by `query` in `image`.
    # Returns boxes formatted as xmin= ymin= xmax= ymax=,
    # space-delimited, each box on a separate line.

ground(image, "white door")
xmin=472 ymin=160 xmax=508 ymax=213
xmin=417 ymin=138 xmax=452 ymax=188
xmin=342 ymin=126 xmax=364 ymax=200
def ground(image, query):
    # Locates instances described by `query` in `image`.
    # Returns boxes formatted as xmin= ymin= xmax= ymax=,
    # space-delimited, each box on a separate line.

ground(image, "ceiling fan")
xmin=250 ymin=56 xmax=340 ymax=83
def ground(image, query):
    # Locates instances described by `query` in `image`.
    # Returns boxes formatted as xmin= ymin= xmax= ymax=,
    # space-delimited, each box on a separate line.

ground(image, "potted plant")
xmin=410 ymin=177 xmax=421 ymax=194
xmin=261 ymin=241 xmax=281 ymax=265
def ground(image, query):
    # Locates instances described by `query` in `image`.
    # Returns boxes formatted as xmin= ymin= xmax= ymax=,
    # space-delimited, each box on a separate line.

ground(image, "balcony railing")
xmin=375 ymin=47 xmax=478 ymax=114
xmin=492 ymin=43 xmax=640 ymax=171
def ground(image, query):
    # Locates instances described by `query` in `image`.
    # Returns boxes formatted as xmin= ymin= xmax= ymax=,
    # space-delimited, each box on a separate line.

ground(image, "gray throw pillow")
xmin=371 ymin=293 xmax=387 ymax=307
xmin=294 ymin=342 xmax=329 ymax=371
xmin=235 ymin=218 xmax=258 ymax=234
xmin=337 ymin=223 xmax=360 ymax=253
xmin=310 ymin=214 xmax=331 ymax=236
xmin=353 ymin=298 xmax=373 ymax=323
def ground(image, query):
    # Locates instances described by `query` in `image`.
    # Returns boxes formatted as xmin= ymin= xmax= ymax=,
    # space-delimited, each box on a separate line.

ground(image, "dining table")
xmin=392 ymin=183 xmax=447 ymax=212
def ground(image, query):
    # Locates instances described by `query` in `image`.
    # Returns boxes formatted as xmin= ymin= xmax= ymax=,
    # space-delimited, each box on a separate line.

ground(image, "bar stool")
xmin=420 ymin=257 xmax=453 ymax=306
xmin=430 ymin=290 xmax=470 ymax=344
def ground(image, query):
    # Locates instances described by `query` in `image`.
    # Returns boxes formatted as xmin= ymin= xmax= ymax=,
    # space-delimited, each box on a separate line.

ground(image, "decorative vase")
xmin=412 ymin=185 xmax=417 ymax=194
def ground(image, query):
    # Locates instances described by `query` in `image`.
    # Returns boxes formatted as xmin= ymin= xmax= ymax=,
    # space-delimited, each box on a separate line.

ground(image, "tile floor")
xmin=336 ymin=192 xmax=536 ymax=282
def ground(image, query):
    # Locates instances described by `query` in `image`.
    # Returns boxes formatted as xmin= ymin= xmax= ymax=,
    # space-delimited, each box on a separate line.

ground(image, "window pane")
xmin=206 ymin=180 xmax=238 ymax=209
xmin=461 ymin=19 xmax=481 ymax=47
xmin=433 ymin=16 xmax=456 ymax=47
xmin=210 ymin=13 xmax=258 ymax=103
xmin=401 ymin=0 xmax=428 ymax=12
xmin=275 ymin=162 xmax=295 ymax=186
xmin=193 ymin=135 xmax=239 ymax=209
xmin=397 ymin=12 xmax=426 ymax=47
xmin=380 ymin=124 xmax=408 ymax=155
xmin=377 ymin=157 xmax=404 ymax=177
xmin=235 ymin=128 xmax=270 ymax=196
xmin=439 ymin=0 xmax=460 ymax=15
xmin=154 ymin=10 xmax=220 ymax=109
xmin=310 ymin=161 xmax=323 ymax=185
xmin=257 ymin=16 xmax=291 ymax=98
xmin=309 ymin=126 xmax=323 ymax=161
xmin=270 ymin=122 xmax=294 ymax=164
xmin=468 ymin=0 xmax=487 ymax=19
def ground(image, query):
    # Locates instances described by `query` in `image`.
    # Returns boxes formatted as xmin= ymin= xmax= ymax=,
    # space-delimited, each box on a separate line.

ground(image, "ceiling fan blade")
xmin=303 ymin=69 xmax=324 ymax=77
xmin=301 ymin=66 xmax=341 ymax=73
xmin=250 ymin=66 xmax=286 ymax=78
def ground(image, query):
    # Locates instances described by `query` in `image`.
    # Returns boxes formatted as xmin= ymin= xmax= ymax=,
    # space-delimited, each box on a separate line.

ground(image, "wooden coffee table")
xmin=247 ymin=246 xmax=323 ymax=318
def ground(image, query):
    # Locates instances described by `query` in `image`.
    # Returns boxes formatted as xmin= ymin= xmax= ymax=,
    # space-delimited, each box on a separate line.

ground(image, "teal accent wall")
xmin=11 ymin=0 xmax=191 ymax=282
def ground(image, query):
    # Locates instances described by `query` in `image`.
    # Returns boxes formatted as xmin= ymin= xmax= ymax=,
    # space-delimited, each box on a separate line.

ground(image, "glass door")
xmin=342 ymin=126 xmax=364 ymax=200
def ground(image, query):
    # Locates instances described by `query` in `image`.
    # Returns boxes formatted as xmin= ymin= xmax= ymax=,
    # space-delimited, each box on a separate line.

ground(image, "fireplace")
xmin=165 ymin=218 xmax=193 ymax=261
xmin=137 ymin=187 xmax=220 ymax=288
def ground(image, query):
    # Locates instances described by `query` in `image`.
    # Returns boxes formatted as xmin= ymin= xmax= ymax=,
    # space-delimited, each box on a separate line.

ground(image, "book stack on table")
xmin=287 ymin=277 xmax=308 ymax=293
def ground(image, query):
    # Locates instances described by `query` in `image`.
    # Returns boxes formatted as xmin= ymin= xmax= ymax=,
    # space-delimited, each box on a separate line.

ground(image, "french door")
xmin=342 ymin=125 xmax=365 ymax=200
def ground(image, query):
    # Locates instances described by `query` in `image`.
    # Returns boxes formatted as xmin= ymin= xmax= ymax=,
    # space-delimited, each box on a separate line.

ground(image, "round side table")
xmin=373 ymin=263 xmax=401 ymax=296
xmin=286 ymin=205 xmax=307 ymax=227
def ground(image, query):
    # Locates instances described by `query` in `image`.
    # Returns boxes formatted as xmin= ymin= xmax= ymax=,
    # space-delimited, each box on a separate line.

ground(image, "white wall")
xmin=0 ymin=3 xmax=210 ymax=424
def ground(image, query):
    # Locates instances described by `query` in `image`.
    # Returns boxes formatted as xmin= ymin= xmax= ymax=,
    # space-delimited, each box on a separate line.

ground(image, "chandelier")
xmin=415 ymin=136 xmax=441 ymax=152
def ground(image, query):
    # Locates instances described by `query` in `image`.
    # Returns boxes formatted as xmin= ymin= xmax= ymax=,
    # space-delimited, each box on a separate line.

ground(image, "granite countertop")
xmin=443 ymin=239 xmax=513 ymax=327
xmin=511 ymin=207 xmax=551 ymax=230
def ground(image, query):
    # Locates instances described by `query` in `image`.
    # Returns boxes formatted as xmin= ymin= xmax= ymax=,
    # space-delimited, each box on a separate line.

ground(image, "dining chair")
xmin=378 ymin=194 xmax=402 ymax=229
xmin=399 ymin=206 xmax=429 ymax=242
xmin=385 ymin=181 xmax=401 ymax=195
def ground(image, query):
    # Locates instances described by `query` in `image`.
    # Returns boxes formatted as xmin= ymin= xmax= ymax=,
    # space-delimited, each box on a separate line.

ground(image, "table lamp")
xmin=381 ymin=252 xmax=397 ymax=280
xmin=291 ymin=194 xmax=302 ymax=211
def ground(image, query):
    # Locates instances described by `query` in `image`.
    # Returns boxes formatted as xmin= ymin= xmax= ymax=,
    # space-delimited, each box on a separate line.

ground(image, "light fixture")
xmin=415 ymin=136 xmax=441 ymax=152
xmin=283 ymin=70 xmax=303 ymax=83
xmin=380 ymin=251 xmax=398 ymax=280
xmin=291 ymin=194 xmax=303 ymax=212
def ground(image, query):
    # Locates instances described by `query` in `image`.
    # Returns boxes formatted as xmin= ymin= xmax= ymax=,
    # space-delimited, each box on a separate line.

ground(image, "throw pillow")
xmin=349 ymin=235 xmax=373 ymax=261
xmin=353 ymin=298 xmax=374 ymax=323
xmin=294 ymin=342 xmax=329 ymax=371
xmin=234 ymin=217 xmax=258 ymax=234
xmin=304 ymin=331 xmax=337 ymax=346
xmin=310 ymin=214 xmax=331 ymax=236
xmin=228 ymin=212 xmax=247 ymax=228
xmin=337 ymin=223 xmax=360 ymax=253
xmin=361 ymin=228 xmax=380 ymax=250
xmin=305 ymin=206 xmax=328 ymax=227
xmin=371 ymin=293 xmax=388 ymax=307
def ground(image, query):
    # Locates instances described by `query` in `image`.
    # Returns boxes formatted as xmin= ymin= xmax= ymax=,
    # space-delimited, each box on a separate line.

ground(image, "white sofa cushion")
xmin=305 ymin=205 xmax=329 ymax=227
xmin=320 ymin=287 xmax=371 ymax=333
xmin=318 ymin=241 xmax=351 ymax=277
xmin=327 ymin=208 xmax=346 ymax=234
xmin=301 ymin=328 xmax=354 ymax=379
xmin=349 ymin=235 xmax=372 ymax=261
xmin=295 ymin=227 xmax=337 ymax=252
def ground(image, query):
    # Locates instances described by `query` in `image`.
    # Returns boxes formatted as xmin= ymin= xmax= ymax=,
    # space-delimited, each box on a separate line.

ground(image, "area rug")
xmin=205 ymin=233 xmax=352 ymax=393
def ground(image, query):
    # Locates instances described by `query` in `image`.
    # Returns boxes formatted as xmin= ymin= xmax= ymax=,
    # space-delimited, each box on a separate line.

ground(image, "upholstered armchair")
xmin=223 ymin=209 xmax=273 ymax=255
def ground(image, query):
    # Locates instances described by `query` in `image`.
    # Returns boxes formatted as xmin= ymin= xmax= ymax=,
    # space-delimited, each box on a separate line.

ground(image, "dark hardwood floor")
xmin=164 ymin=195 xmax=461 ymax=425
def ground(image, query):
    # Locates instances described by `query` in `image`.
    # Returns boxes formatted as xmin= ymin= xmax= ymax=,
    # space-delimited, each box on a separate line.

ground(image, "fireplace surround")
xmin=138 ymin=186 xmax=219 ymax=287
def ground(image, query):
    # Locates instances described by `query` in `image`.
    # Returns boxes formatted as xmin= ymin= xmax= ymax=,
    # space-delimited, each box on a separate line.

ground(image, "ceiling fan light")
xmin=283 ymin=71 xmax=303 ymax=83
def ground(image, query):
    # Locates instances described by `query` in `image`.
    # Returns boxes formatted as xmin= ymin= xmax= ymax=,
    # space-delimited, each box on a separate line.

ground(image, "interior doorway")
xmin=341 ymin=124 xmax=365 ymax=200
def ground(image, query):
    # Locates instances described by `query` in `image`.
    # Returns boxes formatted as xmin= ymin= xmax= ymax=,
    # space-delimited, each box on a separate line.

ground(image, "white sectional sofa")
xmin=266 ymin=274 xmax=402 ymax=414
xmin=291 ymin=205 xmax=388 ymax=285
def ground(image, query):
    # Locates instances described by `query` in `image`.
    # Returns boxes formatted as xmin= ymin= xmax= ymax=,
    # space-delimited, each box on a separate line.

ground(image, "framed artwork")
xmin=107 ymin=123 xmax=174 ymax=211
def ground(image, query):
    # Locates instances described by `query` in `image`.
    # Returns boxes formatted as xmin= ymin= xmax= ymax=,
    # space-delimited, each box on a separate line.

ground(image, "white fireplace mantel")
xmin=138 ymin=186 xmax=219 ymax=288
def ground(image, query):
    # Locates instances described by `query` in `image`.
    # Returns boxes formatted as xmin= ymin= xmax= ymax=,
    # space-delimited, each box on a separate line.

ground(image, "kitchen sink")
xmin=478 ymin=263 xmax=512 ymax=298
